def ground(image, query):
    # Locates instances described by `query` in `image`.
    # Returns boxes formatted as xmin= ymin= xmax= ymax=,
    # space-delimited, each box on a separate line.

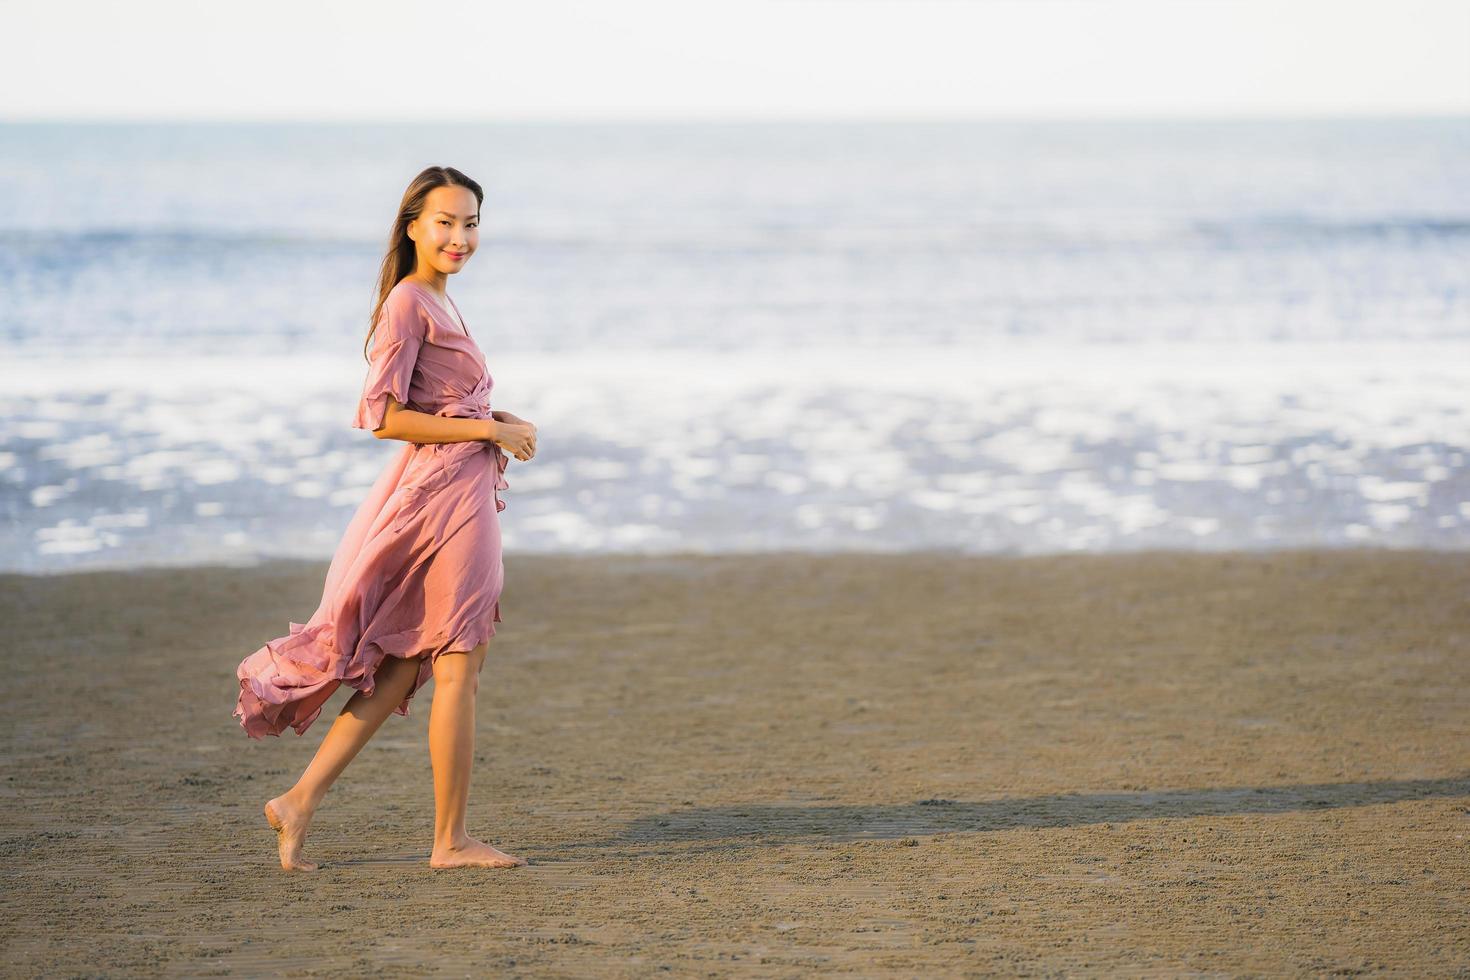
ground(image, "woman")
xmin=232 ymin=166 xmax=537 ymax=872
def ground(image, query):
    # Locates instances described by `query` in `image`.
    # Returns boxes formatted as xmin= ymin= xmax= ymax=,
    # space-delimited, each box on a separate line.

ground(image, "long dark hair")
xmin=364 ymin=166 xmax=484 ymax=360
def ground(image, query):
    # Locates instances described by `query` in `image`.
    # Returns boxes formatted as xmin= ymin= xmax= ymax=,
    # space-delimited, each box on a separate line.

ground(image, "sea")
xmin=1 ymin=118 xmax=1466 ymax=573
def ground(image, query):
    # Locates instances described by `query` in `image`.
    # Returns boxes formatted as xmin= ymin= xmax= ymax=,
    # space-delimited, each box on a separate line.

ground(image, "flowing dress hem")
xmin=232 ymin=598 xmax=503 ymax=740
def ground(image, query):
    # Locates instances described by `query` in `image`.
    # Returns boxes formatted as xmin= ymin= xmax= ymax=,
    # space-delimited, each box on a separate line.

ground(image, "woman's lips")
xmin=445 ymin=251 xmax=466 ymax=259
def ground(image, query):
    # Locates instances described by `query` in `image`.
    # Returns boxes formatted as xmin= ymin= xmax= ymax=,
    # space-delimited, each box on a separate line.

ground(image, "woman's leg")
xmin=264 ymin=652 xmax=426 ymax=871
xmin=427 ymin=639 xmax=526 ymax=869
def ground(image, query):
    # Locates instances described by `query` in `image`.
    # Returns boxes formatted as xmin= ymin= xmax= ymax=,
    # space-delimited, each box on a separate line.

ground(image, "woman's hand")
xmin=491 ymin=419 xmax=537 ymax=461
xmin=495 ymin=412 xmax=536 ymax=447
xmin=496 ymin=411 xmax=531 ymax=429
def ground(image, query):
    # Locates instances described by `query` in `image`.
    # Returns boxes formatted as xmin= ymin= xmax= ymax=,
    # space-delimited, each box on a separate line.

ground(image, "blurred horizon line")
xmin=3 ymin=111 xmax=1468 ymax=127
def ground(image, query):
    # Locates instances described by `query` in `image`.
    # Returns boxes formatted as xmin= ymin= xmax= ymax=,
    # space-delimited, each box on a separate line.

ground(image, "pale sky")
xmin=1 ymin=0 xmax=1466 ymax=121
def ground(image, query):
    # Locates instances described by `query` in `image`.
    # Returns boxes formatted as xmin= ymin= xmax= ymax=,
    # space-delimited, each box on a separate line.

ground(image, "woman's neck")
xmin=406 ymin=271 xmax=448 ymax=297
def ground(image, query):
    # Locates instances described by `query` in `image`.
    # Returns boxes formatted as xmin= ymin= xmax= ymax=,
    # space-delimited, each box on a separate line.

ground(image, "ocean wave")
xmin=2 ymin=214 xmax=1468 ymax=256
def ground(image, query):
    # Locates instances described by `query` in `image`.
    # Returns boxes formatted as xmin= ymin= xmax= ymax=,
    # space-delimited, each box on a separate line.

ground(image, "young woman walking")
xmin=232 ymin=166 xmax=537 ymax=872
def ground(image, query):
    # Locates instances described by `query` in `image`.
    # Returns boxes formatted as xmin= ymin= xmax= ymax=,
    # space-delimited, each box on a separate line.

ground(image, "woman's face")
xmin=408 ymin=184 xmax=479 ymax=276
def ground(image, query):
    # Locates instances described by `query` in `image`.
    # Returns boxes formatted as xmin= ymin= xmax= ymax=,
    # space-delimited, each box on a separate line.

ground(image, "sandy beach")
xmin=1 ymin=548 xmax=1467 ymax=976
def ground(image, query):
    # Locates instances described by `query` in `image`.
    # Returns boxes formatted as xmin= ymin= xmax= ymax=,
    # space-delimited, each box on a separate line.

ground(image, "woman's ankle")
xmin=432 ymin=830 xmax=472 ymax=850
xmin=279 ymin=786 xmax=322 ymax=815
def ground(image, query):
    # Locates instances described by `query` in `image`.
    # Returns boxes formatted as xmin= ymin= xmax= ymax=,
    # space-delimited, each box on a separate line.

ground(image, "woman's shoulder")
xmin=387 ymin=277 xmax=424 ymax=304
xmin=379 ymin=279 xmax=431 ymax=336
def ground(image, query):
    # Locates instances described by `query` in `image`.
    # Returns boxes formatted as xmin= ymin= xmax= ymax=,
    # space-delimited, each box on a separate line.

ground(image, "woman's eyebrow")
xmin=433 ymin=211 xmax=477 ymax=219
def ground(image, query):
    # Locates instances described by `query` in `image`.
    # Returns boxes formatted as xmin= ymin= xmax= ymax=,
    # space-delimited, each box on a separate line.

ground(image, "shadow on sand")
xmin=590 ymin=774 xmax=1470 ymax=848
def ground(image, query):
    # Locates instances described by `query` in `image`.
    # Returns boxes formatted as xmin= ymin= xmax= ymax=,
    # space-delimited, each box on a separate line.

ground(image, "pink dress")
xmin=233 ymin=278 xmax=511 ymax=739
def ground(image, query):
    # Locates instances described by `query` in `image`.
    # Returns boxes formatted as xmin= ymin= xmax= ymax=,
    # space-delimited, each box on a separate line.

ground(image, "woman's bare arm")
xmin=372 ymin=395 xmax=496 ymax=444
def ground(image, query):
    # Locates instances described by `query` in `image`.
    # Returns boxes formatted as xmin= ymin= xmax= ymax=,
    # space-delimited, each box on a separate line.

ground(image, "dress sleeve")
xmin=352 ymin=289 xmax=426 ymax=432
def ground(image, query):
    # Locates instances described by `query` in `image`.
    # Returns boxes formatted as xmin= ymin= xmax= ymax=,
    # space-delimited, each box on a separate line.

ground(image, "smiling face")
xmin=406 ymin=184 xmax=480 ymax=278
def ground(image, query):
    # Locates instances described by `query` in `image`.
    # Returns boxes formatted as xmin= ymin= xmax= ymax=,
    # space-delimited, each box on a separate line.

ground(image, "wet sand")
xmin=1 ymin=549 xmax=1467 ymax=976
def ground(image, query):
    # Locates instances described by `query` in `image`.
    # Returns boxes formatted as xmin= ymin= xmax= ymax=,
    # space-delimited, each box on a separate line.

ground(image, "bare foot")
xmin=429 ymin=835 xmax=527 ymax=869
xmin=264 ymin=795 xmax=319 ymax=872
